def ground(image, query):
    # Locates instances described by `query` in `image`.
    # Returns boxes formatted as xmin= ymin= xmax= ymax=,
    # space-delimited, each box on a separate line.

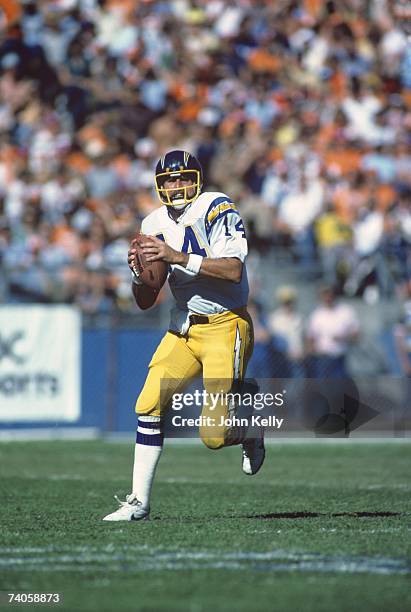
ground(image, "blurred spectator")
xmin=75 ymin=270 xmax=111 ymax=314
xmin=268 ymin=286 xmax=305 ymax=377
xmin=275 ymin=173 xmax=323 ymax=274
xmin=306 ymin=285 xmax=360 ymax=378
xmin=394 ymin=309 xmax=411 ymax=377
xmin=247 ymin=299 xmax=275 ymax=378
xmin=344 ymin=201 xmax=393 ymax=300
xmin=315 ymin=201 xmax=352 ymax=289
xmin=393 ymin=297 xmax=411 ymax=432
xmin=341 ymin=81 xmax=384 ymax=145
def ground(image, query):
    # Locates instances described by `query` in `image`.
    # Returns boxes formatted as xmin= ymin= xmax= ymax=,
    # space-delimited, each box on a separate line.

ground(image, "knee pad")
xmin=135 ymin=389 xmax=161 ymax=416
xmin=199 ymin=428 xmax=225 ymax=450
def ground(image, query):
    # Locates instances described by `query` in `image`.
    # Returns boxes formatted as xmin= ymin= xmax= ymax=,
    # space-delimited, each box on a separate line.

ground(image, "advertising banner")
xmin=0 ymin=306 xmax=81 ymax=422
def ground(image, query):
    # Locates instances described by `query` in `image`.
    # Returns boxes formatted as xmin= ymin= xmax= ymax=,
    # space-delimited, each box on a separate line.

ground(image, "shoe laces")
xmin=114 ymin=494 xmax=142 ymax=508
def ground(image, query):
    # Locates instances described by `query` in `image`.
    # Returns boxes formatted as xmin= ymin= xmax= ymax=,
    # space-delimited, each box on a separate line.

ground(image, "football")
xmin=132 ymin=234 xmax=168 ymax=290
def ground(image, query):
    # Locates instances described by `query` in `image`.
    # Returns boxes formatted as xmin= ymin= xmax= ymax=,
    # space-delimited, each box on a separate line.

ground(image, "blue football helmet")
xmin=155 ymin=150 xmax=203 ymax=208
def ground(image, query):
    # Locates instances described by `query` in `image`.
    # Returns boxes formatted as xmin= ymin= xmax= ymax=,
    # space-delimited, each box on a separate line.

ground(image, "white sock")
xmin=132 ymin=415 xmax=163 ymax=510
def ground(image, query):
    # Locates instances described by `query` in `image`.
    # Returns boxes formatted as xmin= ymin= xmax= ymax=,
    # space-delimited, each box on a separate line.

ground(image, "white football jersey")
xmin=141 ymin=191 xmax=249 ymax=333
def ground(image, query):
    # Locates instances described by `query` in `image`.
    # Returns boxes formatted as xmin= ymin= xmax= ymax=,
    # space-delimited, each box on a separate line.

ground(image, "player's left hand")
xmin=140 ymin=236 xmax=185 ymax=265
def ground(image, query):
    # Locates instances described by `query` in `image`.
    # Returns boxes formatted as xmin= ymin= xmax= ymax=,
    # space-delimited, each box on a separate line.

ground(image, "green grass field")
xmin=0 ymin=440 xmax=410 ymax=612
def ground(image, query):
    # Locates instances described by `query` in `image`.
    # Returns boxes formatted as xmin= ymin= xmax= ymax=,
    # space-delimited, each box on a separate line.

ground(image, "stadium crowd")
xmin=0 ymin=0 xmax=410 ymax=372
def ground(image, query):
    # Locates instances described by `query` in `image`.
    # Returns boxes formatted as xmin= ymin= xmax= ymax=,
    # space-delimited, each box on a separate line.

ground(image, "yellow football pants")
xmin=135 ymin=308 xmax=254 ymax=449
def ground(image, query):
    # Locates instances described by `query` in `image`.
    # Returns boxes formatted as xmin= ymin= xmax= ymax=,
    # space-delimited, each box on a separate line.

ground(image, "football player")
xmin=103 ymin=150 xmax=265 ymax=521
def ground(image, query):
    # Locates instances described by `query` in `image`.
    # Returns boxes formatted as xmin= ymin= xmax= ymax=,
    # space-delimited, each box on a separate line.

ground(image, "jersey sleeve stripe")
xmin=207 ymin=202 xmax=238 ymax=225
xmin=205 ymin=196 xmax=237 ymax=234
xmin=205 ymin=196 xmax=233 ymax=218
xmin=205 ymin=208 xmax=240 ymax=238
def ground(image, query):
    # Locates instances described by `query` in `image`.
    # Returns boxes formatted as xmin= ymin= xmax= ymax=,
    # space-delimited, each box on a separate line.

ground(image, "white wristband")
xmin=186 ymin=254 xmax=203 ymax=275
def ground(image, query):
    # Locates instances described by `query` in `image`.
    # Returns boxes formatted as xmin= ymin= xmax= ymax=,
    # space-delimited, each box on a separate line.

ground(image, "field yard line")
xmin=6 ymin=474 xmax=410 ymax=490
xmin=160 ymin=477 xmax=411 ymax=489
xmin=319 ymin=528 xmax=407 ymax=533
xmin=45 ymin=474 xmax=87 ymax=480
xmin=0 ymin=547 xmax=409 ymax=576
xmin=364 ymin=484 xmax=411 ymax=489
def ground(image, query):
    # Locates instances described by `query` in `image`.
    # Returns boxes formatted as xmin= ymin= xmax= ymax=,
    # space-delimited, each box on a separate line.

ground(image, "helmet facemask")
xmin=155 ymin=169 xmax=202 ymax=208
